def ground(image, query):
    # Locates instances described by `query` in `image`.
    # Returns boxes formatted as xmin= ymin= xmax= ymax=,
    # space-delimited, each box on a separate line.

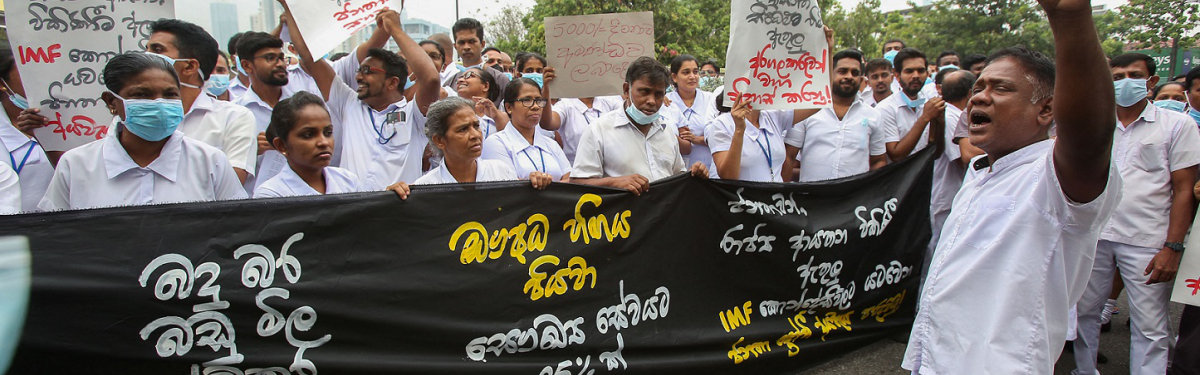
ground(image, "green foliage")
xmin=1111 ymin=0 xmax=1200 ymax=53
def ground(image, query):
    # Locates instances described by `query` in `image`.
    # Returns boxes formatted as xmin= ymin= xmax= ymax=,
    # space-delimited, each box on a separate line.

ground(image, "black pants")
xmin=1173 ymin=305 xmax=1200 ymax=375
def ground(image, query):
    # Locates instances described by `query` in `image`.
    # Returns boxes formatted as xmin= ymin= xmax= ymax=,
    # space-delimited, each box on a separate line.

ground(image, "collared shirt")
xmin=38 ymin=131 xmax=247 ymax=211
xmin=708 ymin=110 xmax=790 ymax=182
xmin=228 ymin=78 xmax=249 ymax=101
xmin=858 ymin=87 xmax=892 ymax=108
xmin=481 ymin=123 xmax=572 ymax=180
xmin=571 ymin=110 xmax=687 ymax=182
xmin=552 ymin=97 xmax=621 ymax=163
xmin=879 ymin=90 xmax=935 ymax=156
xmin=665 ymin=89 xmax=719 ymax=168
xmin=0 ymin=165 xmax=18 ymax=214
xmin=413 ymin=159 xmax=516 ymax=185
xmin=784 ymin=99 xmax=885 ymax=182
xmin=326 ymin=77 xmax=427 ymax=189
xmin=180 ymin=92 xmax=258 ymax=176
xmin=253 ymin=165 xmax=362 ymax=198
xmin=234 ymin=66 xmax=323 ymax=191
xmin=891 ymin=80 xmax=938 ymax=100
xmin=441 ymin=63 xmax=459 ymax=87
xmin=1101 ymin=103 xmax=1200 ymax=248
xmin=0 ymin=117 xmax=53 ymax=212
xmin=903 ymin=139 xmax=1122 ymax=375
xmin=931 ymin=105 xmax=966 ymax=216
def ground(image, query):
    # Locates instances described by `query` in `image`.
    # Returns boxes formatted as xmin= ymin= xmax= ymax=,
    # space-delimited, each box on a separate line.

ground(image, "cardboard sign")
xmin=723 ymin=0 xmax=832 ymax=109
xmin=6 ymin=0 xmax=176 ymax=151
xmin=544 ymin=12 xmax=654 ymax=99
xmin=282 ymin=0 xmax=401 ymax=62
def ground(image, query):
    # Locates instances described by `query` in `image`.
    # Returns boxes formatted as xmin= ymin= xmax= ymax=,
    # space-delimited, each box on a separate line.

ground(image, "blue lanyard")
xmin=522 ymin=147 xmax=546 ymax=173
xmin=9 ymin=141 xmax=35 ymax=175
xmin=367 ymin=107 xmax=397 ymax=144
xmin=483 ymin=117 xmax=494 ymax=138
xmin=753 ymin=133 xmax=773 ymax=173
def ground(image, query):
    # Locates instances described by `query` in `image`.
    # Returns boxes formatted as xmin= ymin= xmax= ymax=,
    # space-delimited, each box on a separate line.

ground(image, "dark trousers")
xmin=1173 ymin=305 xmax=1200 ymax=375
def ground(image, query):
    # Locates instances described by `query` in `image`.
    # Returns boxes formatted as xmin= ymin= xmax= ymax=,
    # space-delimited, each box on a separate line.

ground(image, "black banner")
xmin=1 ymin=147 xmax=935 ymax=375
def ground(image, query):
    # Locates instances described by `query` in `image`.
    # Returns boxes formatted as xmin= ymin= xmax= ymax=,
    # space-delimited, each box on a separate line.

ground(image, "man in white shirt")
xmin=879 ymin=48 xmax=944 ymax=162
xmin=783 ymin=49 xmax=887 ymax=182
xmin=860 ymin=58 xmax=894 ymax=108
xmin=1072 ymin=53 xmax=1200 ymax=375
xmin=280 ymin=5 xmax=440 ymax=188
xmin=147 ymin=19 xmax=257 ymax=184
xmin=570 ymin=57 xmax=708 ymax=195
xmin=903 ymin=0 xmax=1123 ymax=372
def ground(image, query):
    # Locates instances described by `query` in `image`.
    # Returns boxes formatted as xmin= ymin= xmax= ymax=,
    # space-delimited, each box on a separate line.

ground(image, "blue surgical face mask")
xmin=234 ymin=55 xmax=248 ymax=76
xmin=1114 ymin=78 xmax=1148 ymax=108
xmin=205 ymin=74 xmax=231 ymax=96
xmin=404 ymin=75 xmax=415 ymax=91
xmin=1153 ymin=99 xmax=1187 ymax=113
xmin=523 ymin=73 xmax=544 ymax=88
xmin=699 ymin=76 xmax=714 ymax=88
xmin=2 ymin=80 xmax=28 ymax=110
xmin=503 ymin=72 xmax=513 ymax=80
xmin=939 ymin=64 xmax=959 ymax=71
xmin=884 ymin=50 xmax=899 ymax=64
xmin=625 ymin=101 xmax=661 ymax=125
xmin=146 ymin=52 xmax=204 ymax=89
xmin=1189 ymin=108 xmax=1200 ymax=126
xmin=901 ymin=92 xmax=926 ymax=110
xmin=112 ymin=93 xmax=184 ymax=142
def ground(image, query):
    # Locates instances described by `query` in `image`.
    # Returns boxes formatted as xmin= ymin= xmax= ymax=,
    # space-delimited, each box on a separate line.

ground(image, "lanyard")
xmin=367 ymin=107 xmax=397 ymax=144
xmin=482 ymin=117 xmax=494 ymax=138
xmin=522 ymin=147 xmax=546 ymax=173
xmin=753 ymin=133 xmax=773 ymax=174
xmin=9 ymin=141 xmax=36 ymax=175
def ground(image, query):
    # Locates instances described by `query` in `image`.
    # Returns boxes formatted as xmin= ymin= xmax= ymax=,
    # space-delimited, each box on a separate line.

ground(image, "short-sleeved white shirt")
xmin=858 ymin=88 xmax=891 ymax=108
xmin=0 ymin=118 xmax=53 ymax=212
xmin=234 ymin=66 xmax=323 ymax=191
xmin=180 ymin=92 xmax=258 ymax=175
xmin=1101 ymin=104 xmax=1200 ymax=248
xmin=665 ymin=89 xmax=719 ymax=168
xmin=38 ymin=131 xmax=248 ymax=211
xmin=931 ymin=105 xmax=967 ymax=216
xmin=570 ymin=110 xmax=687 ymax=182
xmin=879 ymin=91 xmax=934 ymax=154
xmin=228 ymin=79 xmax=248 ymax=102
xmin=784 ymin=99 xmax=886 ymax=182
xmin=551 ymin=98 xmax=621 ymax=163
xmin=0 ymin=165 xmax=19 ymax=215
xmin=708 ymin=111 xmax=789 ymax=182
xmin=253 ymin=164 xmax=362 ymax=198
xmin=326 ymin=78 xmax=428 ymax=189
xmin=903 ymin=139 xmax=1122 ymax=375
xmin=481 ymin=124 xmax=572 ymax=180
xmin=413 ymin=158 xmax=516 ymax=185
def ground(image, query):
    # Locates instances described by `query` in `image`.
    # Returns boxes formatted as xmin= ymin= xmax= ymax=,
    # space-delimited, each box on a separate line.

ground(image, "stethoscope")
xmin=366 ymin=107 xmax=397 ymax=144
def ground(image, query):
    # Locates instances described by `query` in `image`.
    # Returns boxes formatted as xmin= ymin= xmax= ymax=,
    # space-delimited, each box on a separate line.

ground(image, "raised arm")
xmin=380 ymin=8 xmax=439 ymax=115
xmin=539 ymin=67 xmax=564 ymax=131
xmin=1043 ymin=0 xmax=1116 ymax=202
xmin=277 ymin=0 xmax=336 ymax=100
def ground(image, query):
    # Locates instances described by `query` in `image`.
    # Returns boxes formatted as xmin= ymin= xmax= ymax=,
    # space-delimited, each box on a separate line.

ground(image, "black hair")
xmin=1171 ymin=74 xmax=1186 ymax=81
xmin=227 ymin=32 xmax=244 ymax=56
xmin=941 ymin=70 xmax=977 ymax=102
xmin=670 ymin=54 xmax=699 ymax=74
xmin=714 ymin=89 xmax=731 ymax=113
xmin=266 ymin=91 xmax=329 ymax=144
xmin=625 ymin=56 xmax=671 ymax=88
xmin=452 ymin=18 xmax=485 ymax=41
xmin=987 ymin=45 xmax=1056 ymax=102
xmin=516 ymin=52 xmax=546 ymax=73
xmin=832 ymin=49 xmax=865 ymax=72
xmin=700 ymin=60 xmax=720 ymax=72
xmin=963 ymin=53 xmax=987 ymax=70
xmin=865 ymin=58 xmax=891 ymax=74
xmin=420 ymin=40 xmax=447 ymax=65
xmin=936 ymin=50 xmax=959 ymax=66
xmin=465 ymin=67 xmax=500 ymax=103
xmin=482 ymin=46 xmax=501 ymax=56
xmin=1110 ymin=53 xmax=1157 ymax=78
xmin=329 ymin=52 xmax=349 ymax=62
xmin=0 ymin=49 xmax=14 ymax=79
xmin=882 ymin=39 xmax=906 ymax=54
xmin=235 ymin=32 xmax=283 ymax=61
xmin=502 ymin=77 xmax=542 ymax=115
xmin=366 ymin=48 xmax=409 ymax=93
xmin=934 ymin=67 xmax=958 ymax=85
xmin=1153 ymin=81 xmax=1186 ymax=99
xmin=150 ymin=18 xmax=220 ymax=79
xmin=1186 ymin=68 xmax=1200 ymax=92
xmin=103 ymin=52 xmax=181 ymax=93
xmin=893 ymin=48 xmax=927 ymax=72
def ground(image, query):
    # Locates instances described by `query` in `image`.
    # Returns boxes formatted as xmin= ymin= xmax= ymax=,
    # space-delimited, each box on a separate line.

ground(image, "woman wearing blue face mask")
xmin=515 ymin=53 xmax=546 ymax=88
xmin=37 ymin=53 xmax=248 ymax=210
xmin=0 ymin=49 xmax=55 ymax=213
xmin=207 ymin=51 xmax=235 ymax=101
xmin=1152 ymin=82 xmax=1188 ymax=113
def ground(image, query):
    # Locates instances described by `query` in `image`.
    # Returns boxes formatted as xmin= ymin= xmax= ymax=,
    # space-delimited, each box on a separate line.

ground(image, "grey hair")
xmin=424 ymin=97 xmax=475 ymax=154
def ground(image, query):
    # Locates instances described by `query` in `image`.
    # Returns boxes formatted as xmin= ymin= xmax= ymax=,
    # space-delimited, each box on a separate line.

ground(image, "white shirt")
xmin=38 ymin=131 xmax=247 ymax=211
xmin=326 ymin=78 xmax=428 ymax=189
xmin=891 ymin=80 xmax=938 ymax=100
xmin=903 ymin=140 xmax=1122 ymax=375
xmin=180 ymin=92 xmax=258 ymax=175
xmin=784 ymin=99 xmax=886 ymax=182
xmin=0 ymin=118 xmax=53 ymax=212
xmin=1101 ymin=103 xmax=1200 ymax=248
xmin=551 ymin=97 xmax=621 ymax=163
xmin=234 ymin=66 xmax=323 ymax=191
xmin=879 ymin=91 xmax=934 ymax=155
xmin=858 ymin=87 xmax=892 ymax=108
xmin=228 ymin=78 xmax=249 ymax=102
xmin=0 ymin=165 xmax=19 ymax=215
xmin=441 ymin=63 xmax=459 ymax=87
xmin=571 ymin=110 xmax=687 ymax=182
xmin=665 ymin=89 xmax=719 ymax=168
xmin=481 ymin=124 xmax=572 ymax=180
xmin=413 ymin=159 xmax=516 ymax=185
xmin=254 ymin=165 xmax=362 ymax=198
xmin=931 ymin=105 xmax=967 ymax=217
xmin=708 ymin=111 xmax=789 ymax=182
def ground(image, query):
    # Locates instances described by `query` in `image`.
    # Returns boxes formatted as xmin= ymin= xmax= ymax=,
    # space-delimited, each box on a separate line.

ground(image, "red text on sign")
xmin=18 ymin=44 xmax=63 ymax=64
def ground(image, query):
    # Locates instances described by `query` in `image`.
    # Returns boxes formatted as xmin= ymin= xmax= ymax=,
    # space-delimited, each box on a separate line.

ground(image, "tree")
xmin=1111 ymin=0 xmax=1200 ymax=77
xmin=488 ymin=5 xmax=531 ymax=53
xmin=823 ymin=0 xmax=887 ymax=54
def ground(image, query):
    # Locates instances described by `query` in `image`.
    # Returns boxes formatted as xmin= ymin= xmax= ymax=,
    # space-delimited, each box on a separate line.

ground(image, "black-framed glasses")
xmin=514 ymin=98 xmax=548 ymax=108
xmin=462 ymin=71 xmax=482 ymax=80
xmin=252 ymin=53 xmax=285 ymax=64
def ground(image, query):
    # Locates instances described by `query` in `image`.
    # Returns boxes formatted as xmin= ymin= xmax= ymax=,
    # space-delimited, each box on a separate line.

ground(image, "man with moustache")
xmin=782 ymin=49 xmax=887 ymax=182
xmin=878 ymin=48 xmax=945 ymax=162
xmin=860 ymin=58 xmax=895 ymax=108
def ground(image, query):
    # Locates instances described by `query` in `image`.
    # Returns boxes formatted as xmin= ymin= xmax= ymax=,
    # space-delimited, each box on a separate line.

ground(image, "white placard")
xmin=544 ymin=12 xmax=655 ymax=99
xmin=1171 ymin=213 xmax=1200 ymax=307
xmin=282 ymin=0 xmax=402 ymax=61
xmin=5 ymin=0 xmax=176 ymax=151
xmin=723 ymin=0 xmax=832 ymax=109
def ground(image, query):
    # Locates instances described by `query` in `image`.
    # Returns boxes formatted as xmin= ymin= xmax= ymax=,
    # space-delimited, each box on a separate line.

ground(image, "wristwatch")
xmin=1165 ymin=242 xmax=1185 ymax=253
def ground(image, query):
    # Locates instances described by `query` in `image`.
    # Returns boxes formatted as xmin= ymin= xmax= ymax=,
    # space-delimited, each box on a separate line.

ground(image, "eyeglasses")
xmin=252 ymin=53 xmax=286 ymax=64
xmin=427 ymin=52 xmax=443 ymax=61
xmin=514 ymin=98 xmax=548 ymax=108
xmin=357 ymin=66 xmax=387 ymax=76
xmin=462 ymin=71 xmax=482 ymax=80
xmin=700 ymin=70 xmax=718 ymax=77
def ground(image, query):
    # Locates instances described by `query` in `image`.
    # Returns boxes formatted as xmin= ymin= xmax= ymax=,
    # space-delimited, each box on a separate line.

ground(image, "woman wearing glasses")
xmin=482 ymin=78 xmax=571 ymax=181
xmin=454 ymin=67 xmax=508 ymax=140
xmin=415 ymin=97 xmax=551 ymax=187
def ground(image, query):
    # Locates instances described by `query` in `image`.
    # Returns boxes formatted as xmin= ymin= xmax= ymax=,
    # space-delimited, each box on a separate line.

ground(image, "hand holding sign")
xmin=544 ymin=12 xmax=655 ymax=99
xmin=282 ymin=0 xmax=404 ymax=60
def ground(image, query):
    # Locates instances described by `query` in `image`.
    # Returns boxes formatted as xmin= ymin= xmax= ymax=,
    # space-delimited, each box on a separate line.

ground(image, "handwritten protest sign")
xmin=723 ymin=0 xmax=831 ymax=109
xmin=1171 ymin=213 xmax=1200 ymax=307
xmin=544 ymin=12 xmax=654 ymax=99
xmin=282 ymin=0 xmax=401 ymax=61
xmin=6 ymin=0 xmax=176 ymax=151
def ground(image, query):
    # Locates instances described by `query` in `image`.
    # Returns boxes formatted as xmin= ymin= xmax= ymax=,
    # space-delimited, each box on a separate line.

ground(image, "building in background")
xmin=209 ymin=2 xmax=240 ymax=51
